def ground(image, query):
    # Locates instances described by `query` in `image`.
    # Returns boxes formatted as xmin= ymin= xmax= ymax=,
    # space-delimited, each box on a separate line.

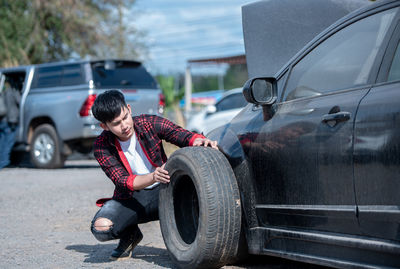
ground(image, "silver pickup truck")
xmin=0 ymin=59 xmax=163 ymax=168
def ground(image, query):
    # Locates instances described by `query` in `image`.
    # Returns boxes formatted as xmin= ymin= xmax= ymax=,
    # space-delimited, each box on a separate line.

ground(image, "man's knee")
xmin=93 ymin=217 xmax=113 ymax=232
xmin=91 ymin=217 xmax=114 ymax=242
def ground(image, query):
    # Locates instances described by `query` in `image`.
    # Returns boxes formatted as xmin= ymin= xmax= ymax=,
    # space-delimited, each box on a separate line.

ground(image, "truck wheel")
xmin=159 ymin=147 xmax=242 ymax=269
xmin=30 ymin=124 xmax=65 ymax=168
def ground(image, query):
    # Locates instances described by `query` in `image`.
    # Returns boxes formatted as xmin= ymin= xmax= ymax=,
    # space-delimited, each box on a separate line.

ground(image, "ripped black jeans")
xmin=90 ymin=185 xmax=160 ymax=242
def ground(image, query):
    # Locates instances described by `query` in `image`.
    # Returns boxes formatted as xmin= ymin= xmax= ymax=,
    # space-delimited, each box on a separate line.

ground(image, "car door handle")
xmin=322 ymin=111 xmax=351 ymax=123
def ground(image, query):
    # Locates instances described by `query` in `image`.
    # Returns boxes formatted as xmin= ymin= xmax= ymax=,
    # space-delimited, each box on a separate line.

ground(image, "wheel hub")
xmin=33 ymin=133 xmax=55 ymax=164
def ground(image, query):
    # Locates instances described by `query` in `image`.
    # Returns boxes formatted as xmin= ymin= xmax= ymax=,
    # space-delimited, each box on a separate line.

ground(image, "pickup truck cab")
xmin=0 ymin=59 xmax=163 ymax=168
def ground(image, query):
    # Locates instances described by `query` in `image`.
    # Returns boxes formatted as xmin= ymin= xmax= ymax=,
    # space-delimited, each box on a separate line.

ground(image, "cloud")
xmin=131 ymin=0 xmax=251 ymax=73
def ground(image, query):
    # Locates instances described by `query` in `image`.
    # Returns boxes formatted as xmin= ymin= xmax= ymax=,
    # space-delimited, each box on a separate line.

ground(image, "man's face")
xmin=100 ymin=105 xmax=134 ymax=141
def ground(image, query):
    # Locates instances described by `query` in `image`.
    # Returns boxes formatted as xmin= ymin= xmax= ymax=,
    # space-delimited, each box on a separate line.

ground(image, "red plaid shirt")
xmin=94 ymin=114 xmax=204 ymax=202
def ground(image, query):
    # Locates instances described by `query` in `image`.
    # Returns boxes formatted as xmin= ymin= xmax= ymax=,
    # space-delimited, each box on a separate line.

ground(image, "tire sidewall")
xmin=160 ymin=154 xmax=210 ymax=267
xmin=159 ymin=147 xmax=242 ymax=269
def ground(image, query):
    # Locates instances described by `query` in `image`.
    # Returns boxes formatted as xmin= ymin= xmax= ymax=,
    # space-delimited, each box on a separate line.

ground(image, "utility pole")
xmin=184 ymin=65 xmax=192 ymax=114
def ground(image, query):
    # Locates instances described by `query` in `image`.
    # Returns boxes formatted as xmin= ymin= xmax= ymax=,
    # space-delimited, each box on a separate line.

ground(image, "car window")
xmin=215 ymin=93 xmax=247 ymax=112
xmin=31 ymin=66 xmax=63 ymax=89
xmin=31 ymin=64 xmax=85 ymax=89
xmin=91 ymin=61 xmax=157 ymax=89
xmin=387 ymin=40 xmax=400 ymax=81
xmin=283 ymin=8 xmax=398 ymax=101
xmin=61 ymin=64 xmax=85 ymax=86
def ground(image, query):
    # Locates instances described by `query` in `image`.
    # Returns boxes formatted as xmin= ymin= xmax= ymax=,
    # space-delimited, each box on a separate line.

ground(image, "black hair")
xmin=92 ymin=90 xmax=128 ymax=123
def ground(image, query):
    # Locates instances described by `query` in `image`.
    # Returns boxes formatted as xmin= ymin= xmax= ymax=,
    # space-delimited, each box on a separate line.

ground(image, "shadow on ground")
xmin=233 ymin=255 xmax=327 ymax=269
xmin=66 ymin=243 xmax=326 ymax=269
xmin=66 ymin=243 xmax=176 ymax=268
xmin=8 ymin=152 xmax=99 ymax=169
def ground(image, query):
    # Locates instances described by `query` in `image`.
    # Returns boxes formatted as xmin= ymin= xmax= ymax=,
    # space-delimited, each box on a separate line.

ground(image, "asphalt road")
xmin=0 ymin=159 xmax=326 ymax=269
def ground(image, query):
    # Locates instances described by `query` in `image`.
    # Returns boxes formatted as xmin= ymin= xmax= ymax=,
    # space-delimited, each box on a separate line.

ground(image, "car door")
xmin=246 ymin=7 xmax=398 ymax=235
xmin=353 ymin=19 xmax=400 ymax=242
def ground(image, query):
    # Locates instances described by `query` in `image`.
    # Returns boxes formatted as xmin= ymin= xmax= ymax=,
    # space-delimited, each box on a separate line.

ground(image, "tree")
xmin=192 ymin=75 xmax=219 ymax=92
xmin=0 ymin=0 xmax=145 ymax=67
xmin=224 ymin=64 xmax=248 ymax=90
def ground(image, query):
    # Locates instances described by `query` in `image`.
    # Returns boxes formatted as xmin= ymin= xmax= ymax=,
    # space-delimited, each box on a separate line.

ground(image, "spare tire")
xmin=159 ymin=147 xmax=242 ymax=269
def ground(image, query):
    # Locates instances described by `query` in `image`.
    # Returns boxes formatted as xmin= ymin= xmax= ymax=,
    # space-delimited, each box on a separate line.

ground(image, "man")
xmin=90 ymin=90 xmax=217 ymax=261
xmin=0 ymin=80 xmax=21 ymax=169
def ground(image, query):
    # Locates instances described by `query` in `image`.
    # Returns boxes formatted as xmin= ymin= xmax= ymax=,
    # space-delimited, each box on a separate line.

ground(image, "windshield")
xmin=91 ymin=61 xmax=157 ymax=89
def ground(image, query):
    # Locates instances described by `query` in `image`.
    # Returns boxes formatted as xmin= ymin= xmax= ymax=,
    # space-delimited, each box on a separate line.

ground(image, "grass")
xmin=163 ymin=141 xmax=180 ymax=158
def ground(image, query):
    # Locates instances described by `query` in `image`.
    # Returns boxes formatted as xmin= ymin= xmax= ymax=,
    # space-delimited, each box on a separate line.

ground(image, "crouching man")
xmin=90 ymin=90 xmax=218 ymax=261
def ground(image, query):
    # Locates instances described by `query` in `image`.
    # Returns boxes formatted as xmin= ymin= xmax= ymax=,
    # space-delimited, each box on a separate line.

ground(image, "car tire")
xmin=159 ymin=147 xmax=242 ymax=269
xmin=30 ymin=124 xmax=65 ymax=169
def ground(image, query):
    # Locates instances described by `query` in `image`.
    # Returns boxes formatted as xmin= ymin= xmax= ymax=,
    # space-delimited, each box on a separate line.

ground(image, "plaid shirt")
xmin=94 ymin=114 xmax=204 ymax=201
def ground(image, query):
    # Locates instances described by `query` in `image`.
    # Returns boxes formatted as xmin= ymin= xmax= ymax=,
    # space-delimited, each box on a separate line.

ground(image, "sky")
xmin=131 ymin=0 xmax=254 ymax=74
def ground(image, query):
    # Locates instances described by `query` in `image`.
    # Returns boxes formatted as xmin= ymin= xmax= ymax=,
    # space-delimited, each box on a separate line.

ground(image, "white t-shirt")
xmin=118 ymin=133 xmax=159 ymax=189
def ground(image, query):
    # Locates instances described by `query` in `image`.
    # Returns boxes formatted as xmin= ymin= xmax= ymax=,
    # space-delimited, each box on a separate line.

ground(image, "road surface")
xmin=0 ymin=159 xmax=326 ymax=269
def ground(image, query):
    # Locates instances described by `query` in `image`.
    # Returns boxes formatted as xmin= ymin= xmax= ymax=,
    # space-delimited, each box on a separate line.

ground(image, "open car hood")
xmin=242 ymin=0 xmax=370 ymax=78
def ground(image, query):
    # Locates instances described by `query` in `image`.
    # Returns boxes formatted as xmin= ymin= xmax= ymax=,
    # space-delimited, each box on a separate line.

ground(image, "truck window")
xmin=91 ymin=61 xmax=157 ymax=89
xmin=31 ymin=64 xmax=85 ymax=89
xmin=31 ymin=66 xmax=63 ymax=89
xmin=61 ymin=64 xmax=85 ymax=86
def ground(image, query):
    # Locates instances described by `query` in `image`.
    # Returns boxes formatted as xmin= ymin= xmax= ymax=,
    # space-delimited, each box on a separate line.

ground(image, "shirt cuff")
xmin=127 ymin=174 xmax=137 ymax=191
xmin=189 ymin=133 xmax=206 ymax=146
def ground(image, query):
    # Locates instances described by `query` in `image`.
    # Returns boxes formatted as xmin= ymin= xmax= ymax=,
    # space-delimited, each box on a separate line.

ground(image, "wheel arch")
xmin=27 ymin=117 xmax=57 ymax=145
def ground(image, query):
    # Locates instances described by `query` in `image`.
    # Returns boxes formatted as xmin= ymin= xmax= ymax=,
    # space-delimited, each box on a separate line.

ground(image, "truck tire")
xmin=159 ymin=147 xmax=242 ymax=269
xmin=30 ymin=124 xmax=65 ymax=168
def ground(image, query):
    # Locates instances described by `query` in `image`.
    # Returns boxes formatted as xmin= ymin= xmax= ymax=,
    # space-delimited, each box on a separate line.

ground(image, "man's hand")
xmin=192 ymin=137 xmax=218 ymax=149
xmin=152 ymin=163 xmax=170 ymax=184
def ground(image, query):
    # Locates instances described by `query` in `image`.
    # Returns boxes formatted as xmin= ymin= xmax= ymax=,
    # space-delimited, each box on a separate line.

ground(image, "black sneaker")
xmin=110 ymin=227 xmax=143 ymax=261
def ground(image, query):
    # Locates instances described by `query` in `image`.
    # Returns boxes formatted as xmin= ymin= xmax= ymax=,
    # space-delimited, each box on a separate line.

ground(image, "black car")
xmin=158 ymin=1 xmax=400 ymax=268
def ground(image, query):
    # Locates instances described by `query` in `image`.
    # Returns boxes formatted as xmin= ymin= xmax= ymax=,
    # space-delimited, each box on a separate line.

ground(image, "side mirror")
xmin=243 ymin=77 xmax=277 ymax=105
xmin=205 ymin=105 xmax=217 ymax=115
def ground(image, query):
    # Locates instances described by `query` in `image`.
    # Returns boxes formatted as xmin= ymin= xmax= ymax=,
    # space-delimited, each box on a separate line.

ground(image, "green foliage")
xmin=156 ymin=75 xmax=184 ymax=108
xmin=192 ymin=75 xmax=219 ymax=92
xmin=191 ymin=64 xmax=248 ymax=92
xmin=0 ymin=0 xmax=144 ymax=67
xmin=0 ymin=1 xmax=34 ymax=66
xmin=157 ymin=75 xmax=174 ymax=107
xmin=224 ymin=64 xmax=248 ymax=89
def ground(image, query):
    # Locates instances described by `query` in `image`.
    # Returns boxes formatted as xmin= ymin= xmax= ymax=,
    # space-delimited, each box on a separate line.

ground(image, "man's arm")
xmin=152 ymin=115 xmax=217 ymax=148
xmin=134 ymin=138 xmax=218 ymax=189
xmin=133 ymin=164 xmax=170 ymax=189
xmin=94 ymin=135 xmax=136 ymax=191
xmin=94 ymin=133 xmax=174 ymax=191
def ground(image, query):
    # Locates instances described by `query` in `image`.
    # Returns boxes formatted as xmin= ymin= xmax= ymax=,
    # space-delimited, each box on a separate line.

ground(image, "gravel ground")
xmin=0 ymin=159 xmax=325 ymax=269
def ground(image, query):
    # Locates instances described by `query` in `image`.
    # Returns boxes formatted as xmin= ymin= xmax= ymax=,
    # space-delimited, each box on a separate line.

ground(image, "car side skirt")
xmin=247 ymin=227 xmax=400 ymax=269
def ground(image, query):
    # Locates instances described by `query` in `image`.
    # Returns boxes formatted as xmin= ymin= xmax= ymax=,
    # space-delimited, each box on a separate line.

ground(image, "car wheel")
xmin=30 ymin=124 xmax=65 ymax=168
xmin=159 ymin=147 xmax=242 ymax=269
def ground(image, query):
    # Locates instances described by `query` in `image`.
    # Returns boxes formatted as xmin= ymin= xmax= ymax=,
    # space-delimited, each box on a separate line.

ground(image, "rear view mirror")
xmin=243 ymin=77 xmax=277 ymax=105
